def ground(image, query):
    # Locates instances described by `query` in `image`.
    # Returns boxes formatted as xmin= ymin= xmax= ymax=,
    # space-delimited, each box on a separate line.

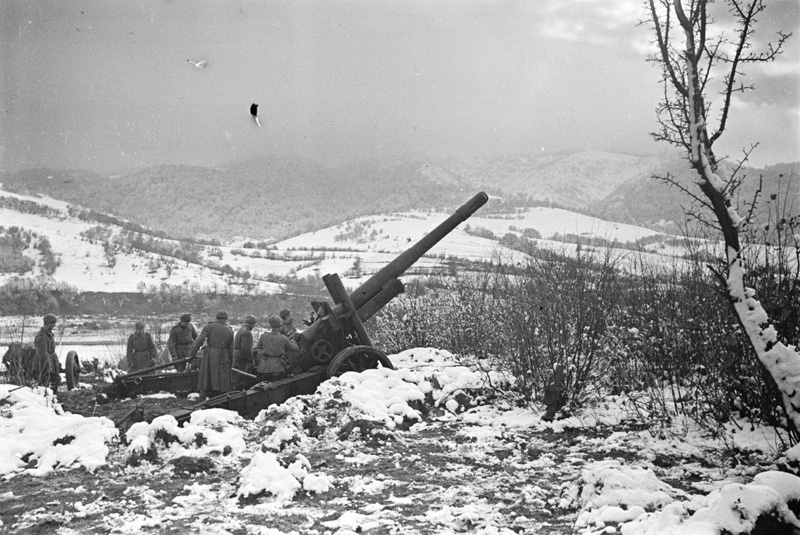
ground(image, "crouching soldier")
xmin=255 ymin=316 xmax=298 ymax=382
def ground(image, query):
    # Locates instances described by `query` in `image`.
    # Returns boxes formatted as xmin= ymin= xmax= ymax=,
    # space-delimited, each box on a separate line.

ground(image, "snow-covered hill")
xmin=0 ymin=189 xmax=280 ymax=293
xmin=0 ymin=188 xmax=688 ymax=294
xmin=277 ymin=205 xmax=685 ymax=282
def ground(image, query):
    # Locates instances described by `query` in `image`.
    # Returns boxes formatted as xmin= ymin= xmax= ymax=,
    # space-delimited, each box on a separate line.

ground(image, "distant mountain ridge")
xmin=591 ymin=160 xmax=800 ymax=233
xmin=2 ymin=151 xmax=796 ymax=241
xmin=418 ymin=150 xmax=662 ymax=207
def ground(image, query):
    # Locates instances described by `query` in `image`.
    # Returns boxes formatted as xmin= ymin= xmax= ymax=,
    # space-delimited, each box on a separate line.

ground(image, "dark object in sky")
xmin=250 ymin=103 xmax=261 ymax=127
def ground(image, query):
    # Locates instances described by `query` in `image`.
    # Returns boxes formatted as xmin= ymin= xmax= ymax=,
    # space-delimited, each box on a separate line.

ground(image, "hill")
xmin=591 ymin=160 xmax=800 ymax=233
xmin=0 ymin=159 xmax=464 ymax=243
xmin=0 ymin=186 xmax=685 ymax=296
xmin=2 ymin=151 xmax=795 ymax=244
xmin=418 ymin=150 xmax=662 ymax=207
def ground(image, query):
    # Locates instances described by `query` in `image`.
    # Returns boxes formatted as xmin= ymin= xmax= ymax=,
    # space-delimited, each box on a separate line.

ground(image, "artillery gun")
xmin=295 ymin=190 xmax=489 ymax=379
xmin=104 ymin=192 xmax=488 ymax=421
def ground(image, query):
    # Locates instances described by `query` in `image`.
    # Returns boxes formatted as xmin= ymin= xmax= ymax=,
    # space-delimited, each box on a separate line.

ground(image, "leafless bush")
xmin=502 ymin=243 xmax=623 ymax=409
xmin=373 ymin=243 xmax=624 ymax=411
xmin=369 ymin=280 xmax=457 ymax=353
xmin=373 ymin=220 xmax=797 ymax=438
xmin=741 ymin=174 xmax=800 ymax=347
xmin=105 ymin=323 xmax=130 ymax=370
xmin=612 ymin=237 xmax=793 ymax=438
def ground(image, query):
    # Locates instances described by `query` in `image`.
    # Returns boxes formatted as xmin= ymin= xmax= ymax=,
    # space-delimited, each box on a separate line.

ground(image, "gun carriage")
xmin=101 ymin=192 xmax=488 ymax=421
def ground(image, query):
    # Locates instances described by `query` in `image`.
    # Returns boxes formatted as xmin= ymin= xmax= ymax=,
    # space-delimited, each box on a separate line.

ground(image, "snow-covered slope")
xmin=276 ymin=206 xmax=686 ymax=282
xmin=0 ymin=189 xmax=282 ymax=293
xmin=0 ymin=188 xmax=687 ymax=294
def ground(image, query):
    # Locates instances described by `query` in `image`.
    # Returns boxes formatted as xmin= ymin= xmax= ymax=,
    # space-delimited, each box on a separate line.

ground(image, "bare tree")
xmin=645 ymin=0 xmax=800 ymax=433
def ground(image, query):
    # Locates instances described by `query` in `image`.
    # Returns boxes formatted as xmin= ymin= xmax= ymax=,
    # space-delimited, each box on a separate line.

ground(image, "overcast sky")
xmin=1 ymin=0 xmax=798 ymax=174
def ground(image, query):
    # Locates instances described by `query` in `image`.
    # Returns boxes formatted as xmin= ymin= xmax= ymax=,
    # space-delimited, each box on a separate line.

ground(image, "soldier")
xmin=279 ymin=309 xmax=299 ymax=340
xmin=189 ymin=310 xmax=234 ymax=400
xmin=255 ymin=315 xmax=298 ymax=382
xmin=542 ymin=363 xmax=566 ymax=422
xmin=232 ymin=315 xmax=257 ymax=390
xmin=33 ymin=313 xmax=61 ymax=389
xmin=126 ymin=321 xmax=158 ymax=372
xmin=167 ymin=313 xmax=198 ymax=372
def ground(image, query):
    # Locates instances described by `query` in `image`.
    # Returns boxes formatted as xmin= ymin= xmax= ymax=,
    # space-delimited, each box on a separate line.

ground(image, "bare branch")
xmin=673 ymin=1 xmax=695 ymax=46
xmin=649 ymin=0 xmax=688 ymax=96
xmin=654 ymin=172 xmax=715 ymax=212
xmin=712 ymin=0 xmax=760 ymax=143
xmin=688 ymin=209 xmax=724 ymax=233
xmin=741 ymin=173 xmax=764 ymax=229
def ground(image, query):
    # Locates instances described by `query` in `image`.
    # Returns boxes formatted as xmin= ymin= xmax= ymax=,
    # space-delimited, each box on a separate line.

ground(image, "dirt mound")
xmin=57 ymin=387 xmax=194 ymax=434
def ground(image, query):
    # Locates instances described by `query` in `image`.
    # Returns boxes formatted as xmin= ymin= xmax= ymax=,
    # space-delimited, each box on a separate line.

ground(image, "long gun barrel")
xmin=349 ymin=191 xmax=489 ymax=310
xmin=303 ymin=191 xmax=489 ymax=368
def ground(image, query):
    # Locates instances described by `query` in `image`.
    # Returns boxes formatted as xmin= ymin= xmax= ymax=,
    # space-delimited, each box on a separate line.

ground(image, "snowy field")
xmin=2 ymin=348 xmax=799 ymax=534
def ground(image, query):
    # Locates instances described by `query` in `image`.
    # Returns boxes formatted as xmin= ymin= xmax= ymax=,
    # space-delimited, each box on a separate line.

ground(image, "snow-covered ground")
xmin=2 ymin=348 xmax=798 ymax=534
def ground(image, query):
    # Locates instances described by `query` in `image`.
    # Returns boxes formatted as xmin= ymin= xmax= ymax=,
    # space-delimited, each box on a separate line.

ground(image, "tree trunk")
xmin=683 ymin=52 xmax=800 ymax=434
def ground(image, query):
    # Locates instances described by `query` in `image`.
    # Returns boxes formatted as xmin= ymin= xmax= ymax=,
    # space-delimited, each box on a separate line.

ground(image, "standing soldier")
xmin=167 ymin=313 xmax=198 ymax=372
xmin=232 ymin=315 xmax=257 ymax=390
xmin=34 ymin=313 xmax=61 ymax=389
xmin=126 ymin=321 xmax=158 ymax=372
xmin=189 ymin=310 xmax=234 ymax=400
xmin=255 ymin=315 xmax=298 ymax=382
xmin=279 ymin=309 xmax=299 ymax=340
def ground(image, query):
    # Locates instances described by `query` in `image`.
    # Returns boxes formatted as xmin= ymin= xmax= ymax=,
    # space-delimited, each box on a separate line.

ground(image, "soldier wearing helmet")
xmin=34 ymin=314 xmax=61 ymax=389
xmin=189 ymin=311 xmax=234 ymax=400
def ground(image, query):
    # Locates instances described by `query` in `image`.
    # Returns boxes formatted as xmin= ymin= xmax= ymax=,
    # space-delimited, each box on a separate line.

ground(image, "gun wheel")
xmin=65 ymin=350 xmax=80 ymax=391
xmin=310 ymin=340 xmax=335 ymax=364
xmin=326 ymin=346 xmax=394 ymax=379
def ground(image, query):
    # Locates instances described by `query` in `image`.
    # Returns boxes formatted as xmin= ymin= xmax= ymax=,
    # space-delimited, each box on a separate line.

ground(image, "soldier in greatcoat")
xmin=255 ymin=315 xmax=299 ymax=382
xmin=126 ymin=321 xmax=158 ymax=372
xmin=232 ymin=315 xmax=257 ymax=390
xmin=34 ymin=313 xmax=61 ymax=389
xmin=167 ymin=313 xmax=198 ymax=372
xmin=189 ymin=310 xmax=234 ymax=400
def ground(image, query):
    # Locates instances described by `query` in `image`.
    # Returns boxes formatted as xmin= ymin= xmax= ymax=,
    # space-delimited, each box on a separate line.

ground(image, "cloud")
xmin=761 ymin=59 xmax=800 ymax=78
xmin=538 ymin=19 xmax=593 ymax=43
xmin=716 ymin=97 xmax=800 ymax=166
xmin=534 ymin=0 xmax=649 ymax=50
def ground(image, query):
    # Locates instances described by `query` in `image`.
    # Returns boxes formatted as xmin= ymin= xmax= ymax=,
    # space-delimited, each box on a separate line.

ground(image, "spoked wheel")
xmin=325 ymin=345 xmax=394 ymax=379
xmin=310 ymin=339 xmax=335 ymax=364
xmin=65 ymin=350 xmax=80 ymax=391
